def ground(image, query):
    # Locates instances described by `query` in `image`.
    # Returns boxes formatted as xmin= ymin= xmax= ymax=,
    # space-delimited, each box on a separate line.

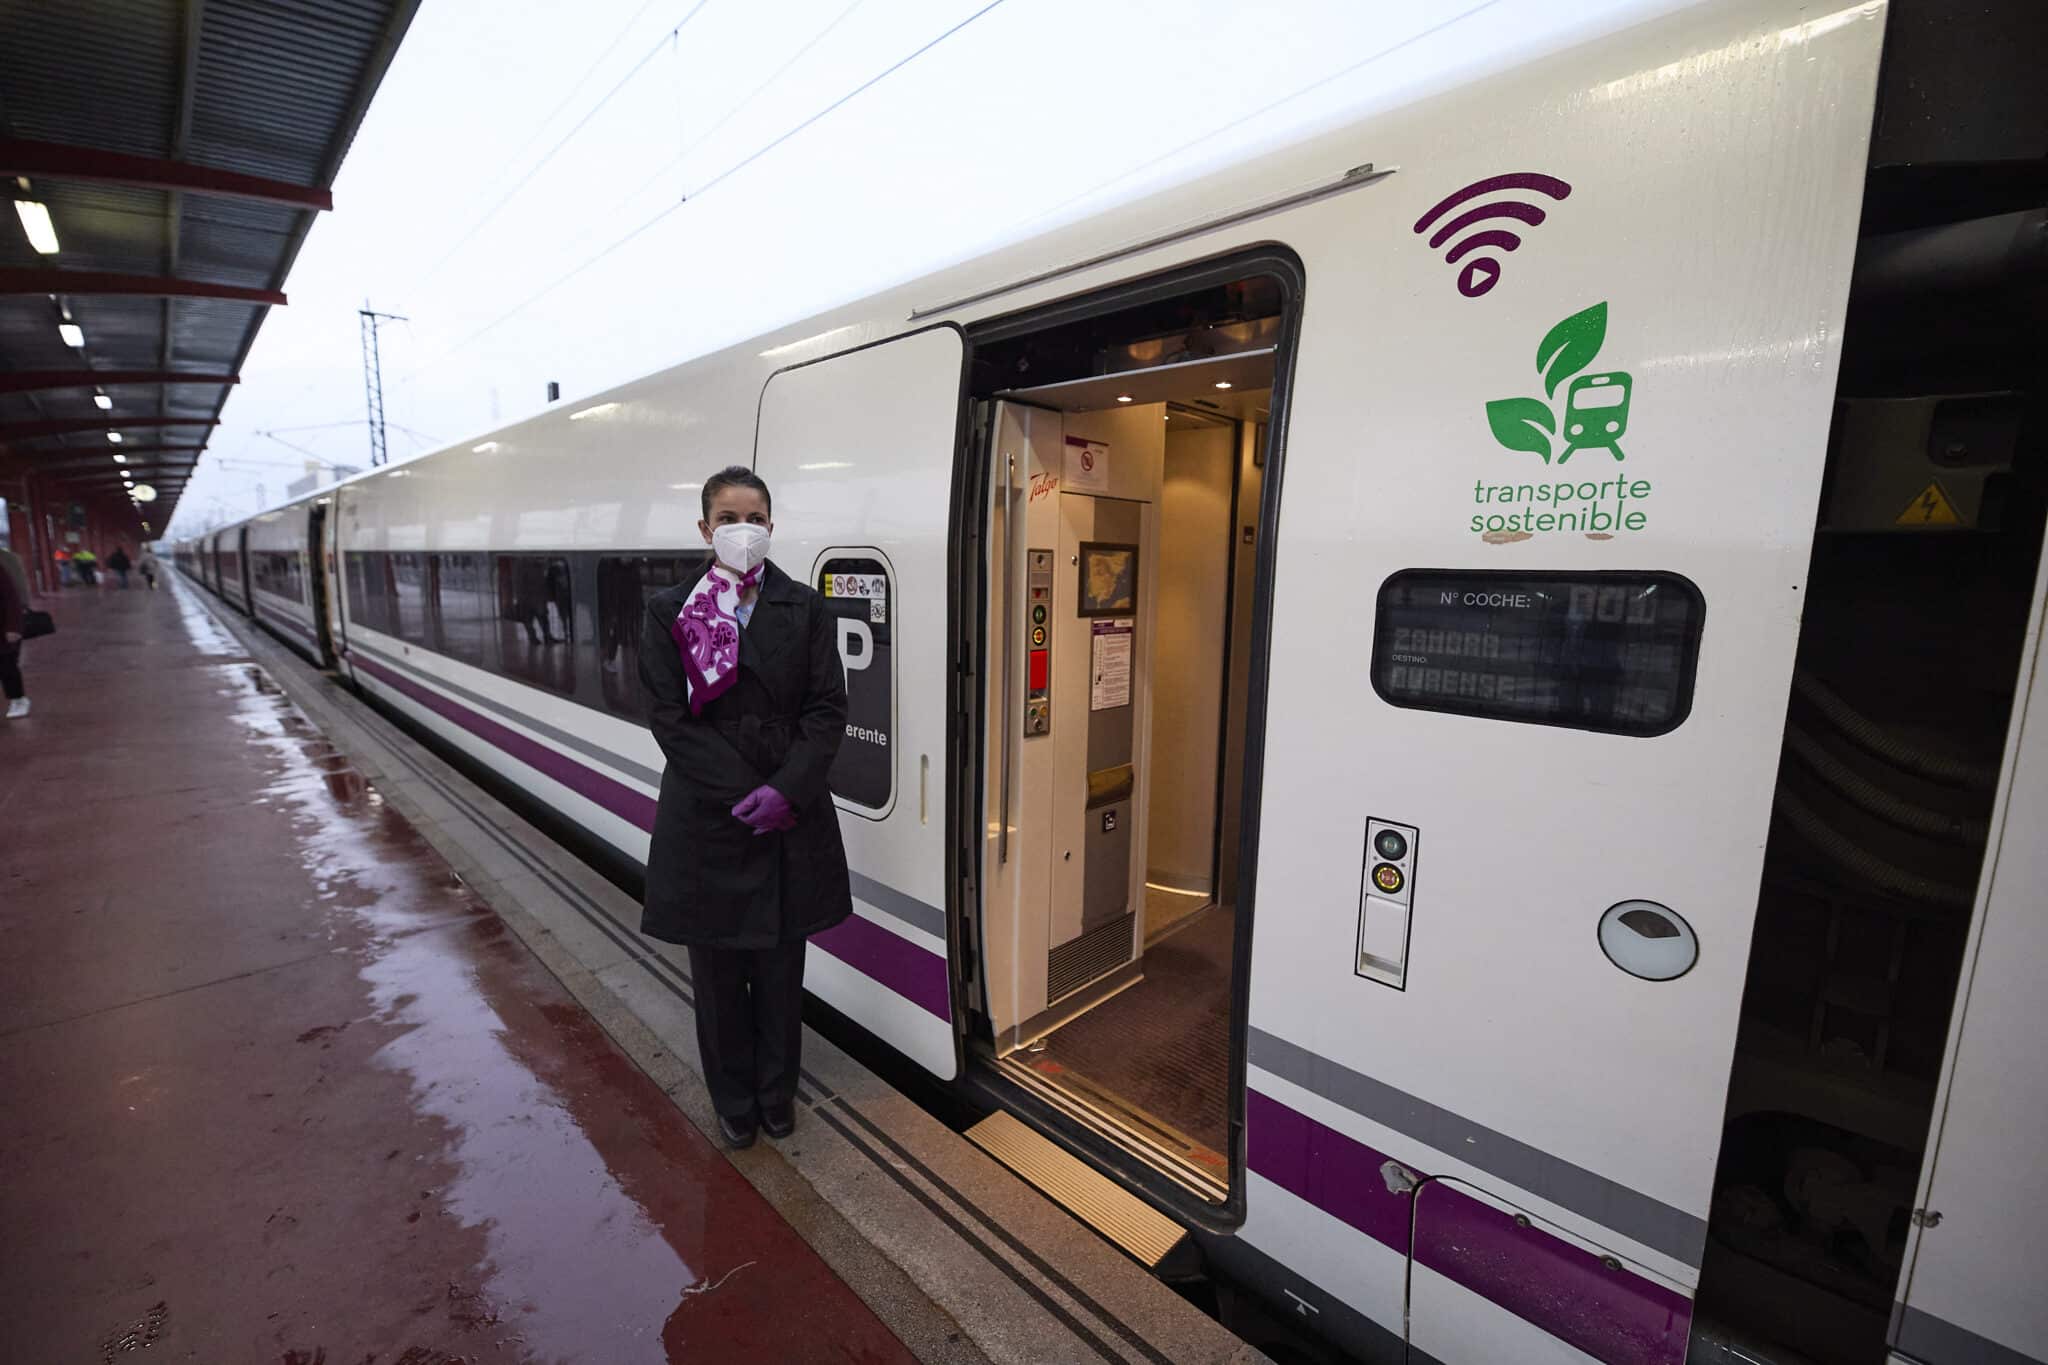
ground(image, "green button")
xmin=1032 ymin=604 xmax=1047 ymax=625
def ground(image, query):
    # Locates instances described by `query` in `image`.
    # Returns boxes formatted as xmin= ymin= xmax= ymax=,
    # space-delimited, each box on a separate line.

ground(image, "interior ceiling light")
xmin=1214 ymin=381 xmax=1233 ymax=390
xmin=112 ymin=453 xmax=126 ymax=463
xmin=58 ymin=322 xmax=84 ymax=347
xmin=1116 ymin=394 xmax=1132 ymax=403
xmin=13 ymin=199 xmax=59 ymax=254
xmin=94 ymin=393 xmax=113 ymax=410
xmin=107 ymin=431 xmax=123 ymax=443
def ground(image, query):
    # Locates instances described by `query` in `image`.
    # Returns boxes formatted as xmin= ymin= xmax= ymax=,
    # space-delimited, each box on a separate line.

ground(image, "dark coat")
xmin=638 ymin=559 xmax=853 ymax=948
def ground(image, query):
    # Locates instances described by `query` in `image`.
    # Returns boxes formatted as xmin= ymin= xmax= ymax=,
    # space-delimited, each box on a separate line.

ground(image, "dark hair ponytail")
xmin=701 ymin=465 xmax=772 ymax=521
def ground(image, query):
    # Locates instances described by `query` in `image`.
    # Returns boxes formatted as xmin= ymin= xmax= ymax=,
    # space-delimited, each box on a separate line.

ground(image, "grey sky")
xmin=165 ymin=0 xmax=1636 ymax=536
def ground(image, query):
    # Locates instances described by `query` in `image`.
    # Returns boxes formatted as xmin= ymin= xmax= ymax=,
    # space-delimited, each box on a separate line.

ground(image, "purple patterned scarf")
xmin=671 ymin=562 xmax=762 ymax=715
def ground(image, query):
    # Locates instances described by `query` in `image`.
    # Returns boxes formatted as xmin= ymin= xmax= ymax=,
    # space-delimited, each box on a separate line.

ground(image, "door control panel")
xmin=1358 ymin=817 xmax=1419 ymax=990
xmin=1025 ymin=549 xmax=1053 ymax=736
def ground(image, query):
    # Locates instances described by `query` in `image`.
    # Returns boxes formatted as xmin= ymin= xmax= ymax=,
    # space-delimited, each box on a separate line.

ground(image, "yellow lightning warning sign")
xmin=1896 ymin=480 xmax=1963 ymax=527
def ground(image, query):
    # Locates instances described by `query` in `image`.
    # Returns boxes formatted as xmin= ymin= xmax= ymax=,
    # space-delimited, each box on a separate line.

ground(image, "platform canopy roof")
xmin=0 ymin=0 xmax=421 ymax=536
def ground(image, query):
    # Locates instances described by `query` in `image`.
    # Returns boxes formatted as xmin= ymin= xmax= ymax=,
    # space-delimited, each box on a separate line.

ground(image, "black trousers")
xmin=0 ymin=640 xmax=21 ymax=700
xmin=686 ymin=939 xmax=807 ymax=1121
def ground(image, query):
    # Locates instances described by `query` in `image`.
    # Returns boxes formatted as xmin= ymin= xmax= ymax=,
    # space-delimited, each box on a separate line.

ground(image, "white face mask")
xmin=711 ymin=522 xmax=771 ymax=574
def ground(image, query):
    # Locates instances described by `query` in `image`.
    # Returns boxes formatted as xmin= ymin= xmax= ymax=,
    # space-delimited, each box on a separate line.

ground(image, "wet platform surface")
xmin=0 ymin=584 xmax=918 ymax=1363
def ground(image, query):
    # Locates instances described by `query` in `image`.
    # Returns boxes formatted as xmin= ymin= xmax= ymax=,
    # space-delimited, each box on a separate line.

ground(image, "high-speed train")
xmin=176 ymin=1 xmax=2047 ymax=1361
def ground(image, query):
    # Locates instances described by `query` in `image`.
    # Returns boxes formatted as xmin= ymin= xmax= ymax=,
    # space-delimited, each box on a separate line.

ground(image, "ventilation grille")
xmin=1048 ymin=913 xmax=1135 ymax=1003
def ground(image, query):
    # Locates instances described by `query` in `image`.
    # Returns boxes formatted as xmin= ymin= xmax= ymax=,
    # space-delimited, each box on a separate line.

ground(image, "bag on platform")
xmin=20 ymin=609 xmax=54 ymax=640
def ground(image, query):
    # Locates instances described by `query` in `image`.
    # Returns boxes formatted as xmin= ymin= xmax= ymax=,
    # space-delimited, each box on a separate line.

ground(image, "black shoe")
xmin=717 ymin=1111 xmax=758 ymax=1149
xmin=760 ymin=1101 xmax=795 ymax=1139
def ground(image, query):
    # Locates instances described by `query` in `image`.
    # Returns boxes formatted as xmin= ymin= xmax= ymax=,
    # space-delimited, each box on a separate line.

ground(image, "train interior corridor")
xmin=970 ymin=271 xmax=1286 ymax=1198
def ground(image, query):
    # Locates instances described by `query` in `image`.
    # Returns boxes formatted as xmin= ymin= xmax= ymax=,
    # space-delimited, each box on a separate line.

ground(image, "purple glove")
xmin=732 ymin=785 xmax=798 ymax=836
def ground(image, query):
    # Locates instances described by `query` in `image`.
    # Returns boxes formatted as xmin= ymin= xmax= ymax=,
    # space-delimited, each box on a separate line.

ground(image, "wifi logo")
xmin=1413 ymin=172 xmax=1573 ymax=299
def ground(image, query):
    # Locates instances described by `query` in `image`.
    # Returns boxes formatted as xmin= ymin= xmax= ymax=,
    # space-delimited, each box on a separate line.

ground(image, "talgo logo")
xmin=1471 ymin=302 xmax=1654 ymax=542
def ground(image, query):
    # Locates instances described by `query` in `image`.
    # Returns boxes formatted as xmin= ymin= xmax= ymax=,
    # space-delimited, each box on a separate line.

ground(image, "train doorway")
xmin=967 ymin=258 xmax=1298 ymax=1216
xmin=306 ymin=502 xmax=338 ymax=667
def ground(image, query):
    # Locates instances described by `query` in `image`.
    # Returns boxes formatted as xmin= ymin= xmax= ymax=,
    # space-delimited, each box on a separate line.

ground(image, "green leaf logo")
xmin=1485 ymin=397 xmax=1555 ymax=463
xmin=1536 ymin=302 xmax=1606 ymax=398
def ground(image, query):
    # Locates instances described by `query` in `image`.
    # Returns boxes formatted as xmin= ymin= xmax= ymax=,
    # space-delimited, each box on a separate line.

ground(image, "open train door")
xmin=752 ymin=324 xmax=968 ymax=1080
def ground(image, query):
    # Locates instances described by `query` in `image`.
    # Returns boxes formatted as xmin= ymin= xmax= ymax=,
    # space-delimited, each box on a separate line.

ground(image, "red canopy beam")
xmin=0 ymin=268 xmax=286 ymax=306
xmin=0 ymin=138 xmax=333 ymax=212
xmin=0 ymin=370 xmax=239 ymax=395
xmin=0 ymin=416 xmax=215 ymax=440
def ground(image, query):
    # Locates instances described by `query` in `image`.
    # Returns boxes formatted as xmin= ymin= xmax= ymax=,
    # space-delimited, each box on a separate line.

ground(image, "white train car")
xmin=181 ymin=1 xmax=2048 ymax=1361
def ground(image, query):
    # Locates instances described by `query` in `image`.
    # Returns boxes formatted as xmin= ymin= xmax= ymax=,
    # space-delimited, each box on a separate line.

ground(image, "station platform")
xmin=0 ymin=579 xmax=1265 ymax=1365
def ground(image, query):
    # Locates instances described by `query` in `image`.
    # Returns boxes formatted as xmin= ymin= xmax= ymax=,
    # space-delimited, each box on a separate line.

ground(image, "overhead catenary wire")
xmin=405 ymin=0 xmax=1007 ymax=377
xmin=414 ymin=0 xmax=714 ymax=284
xmin=685 ymin=0 xmax=1001 ymax=203
xmin=599 ymin=0 xmax=871 ymax=223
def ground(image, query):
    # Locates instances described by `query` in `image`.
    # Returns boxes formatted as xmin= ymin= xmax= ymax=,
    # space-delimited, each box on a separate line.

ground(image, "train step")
xmin=967 ymin=1111 xmax=1190 ymax=1270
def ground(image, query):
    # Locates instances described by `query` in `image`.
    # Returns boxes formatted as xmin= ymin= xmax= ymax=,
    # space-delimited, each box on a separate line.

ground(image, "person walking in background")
xmin=107 ymin=545 xmax=132 ymax=589
xmin=138 ymin=549 xmax=159 ymax=591
xmin=638 ymin=465 xmax=852 ymax=1150
xmin=73 ymin=546 xmax=98 ymax=587
xmin=53 ymin=547 xmax=73 ymax=586
xmin=1 ymin=542 xmax=31 ymax=719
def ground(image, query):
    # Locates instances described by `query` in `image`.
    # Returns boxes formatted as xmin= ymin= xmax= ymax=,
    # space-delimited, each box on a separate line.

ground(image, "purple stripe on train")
xmin=1416 ymin=1179 xmax=1690 ymax=1364
xmin=352 ymin=650 xmax=660 ymax=829
xmin=348 ymin=648 xmax=950 ymax=1019
xmin=1247 ymin=1087 xmax=1688 ymax=1365
xmin=257 ymin=603 xmax=318 ymax=646
xmin=811 ymin=911 xmax=951 ymax=1019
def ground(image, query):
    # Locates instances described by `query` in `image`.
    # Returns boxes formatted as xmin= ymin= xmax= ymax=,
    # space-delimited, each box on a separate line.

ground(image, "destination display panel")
xmin=1370 ymin=570 xmax=1704 ymax=736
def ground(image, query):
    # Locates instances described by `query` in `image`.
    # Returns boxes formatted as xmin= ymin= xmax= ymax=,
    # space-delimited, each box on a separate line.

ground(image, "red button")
xmin=1029 ymin=649 xmax=1049 ymax=691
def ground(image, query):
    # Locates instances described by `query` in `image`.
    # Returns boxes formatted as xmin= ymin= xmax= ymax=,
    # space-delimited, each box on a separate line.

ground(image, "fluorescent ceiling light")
xmin=1116 ymin=395 xmax=1132 ymax=403
xmin=94 ymin=393 xmax=112 ymax=410
xmin=112 ymin=453 xmax=126 ymax=463
xmin=13 ymin=200 xmax=59 ymax=254
xmin=58 ymin=322 xmax=84 ymax=347
xmin=107 ymin=431 xmax=122 ymax=443
xmin=1214 ymin=381 xmax=1233 ymax=390
xmin=568 ymin=402 xmax=619 ymax=421
xmin=797 ymin=461 xmax=853 ymax=471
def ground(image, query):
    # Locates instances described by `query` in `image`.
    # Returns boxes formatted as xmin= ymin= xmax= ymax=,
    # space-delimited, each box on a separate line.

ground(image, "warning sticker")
xmin=1896 ymin=480 xmax=1963 ymax=527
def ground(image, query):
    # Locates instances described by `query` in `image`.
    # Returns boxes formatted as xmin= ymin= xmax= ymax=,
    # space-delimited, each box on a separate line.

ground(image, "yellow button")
xmin=1372 ymin=863 xmax=1405 ymax=895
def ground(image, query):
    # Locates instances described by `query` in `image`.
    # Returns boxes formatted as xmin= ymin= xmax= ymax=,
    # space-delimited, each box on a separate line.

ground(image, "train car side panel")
xmin=1234 ymin=0 xmax=1888 ymax=1351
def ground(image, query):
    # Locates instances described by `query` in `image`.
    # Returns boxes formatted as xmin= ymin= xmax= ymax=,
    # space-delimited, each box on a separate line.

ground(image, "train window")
xmin=493 ymin=554 xmax=576 ymax=696
xmin=435 ymin=553 xmax=493 ymax=667
xmin=392 ymin=553 xmax=431 ymax=646
xmin=597 ymin=555 xmax=701 ymax=720
xmin=344 ymin=551 xmax=399 ymax=637
xmin=817 ymin=555 xmax=893 ymax=812
xmin=1370 ymin=569 xmax=1704 ymax=737
xmin=267 ymin=552 xmax=303 ymax=602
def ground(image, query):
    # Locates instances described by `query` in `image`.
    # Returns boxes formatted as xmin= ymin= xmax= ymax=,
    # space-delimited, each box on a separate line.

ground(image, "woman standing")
xmin=638 ymin=465 xmax=852 ymax=1148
